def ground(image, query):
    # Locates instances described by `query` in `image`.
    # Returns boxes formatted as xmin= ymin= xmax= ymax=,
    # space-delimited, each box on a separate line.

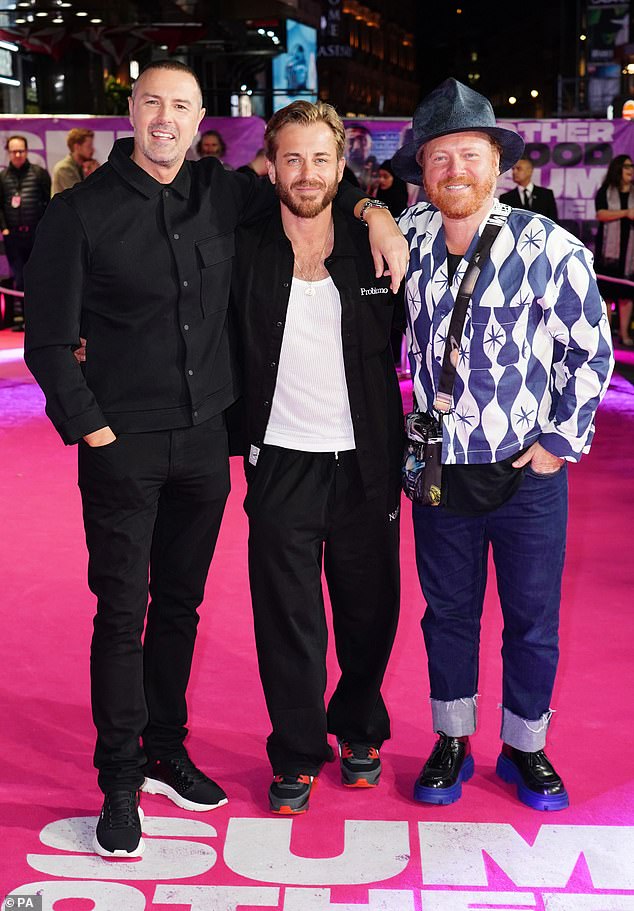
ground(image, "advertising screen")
xmin=272 ymin=19 xmax=318 ymax=113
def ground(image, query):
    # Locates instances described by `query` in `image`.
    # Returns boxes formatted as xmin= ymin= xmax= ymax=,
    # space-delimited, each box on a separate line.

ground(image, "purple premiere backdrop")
xmin=1 ymin=113 xmax=633 ymax=249
xmin=0 ymin=115 xmax=266 ymax=171
xmin=342 ymin=117 xmax=634 ymax=250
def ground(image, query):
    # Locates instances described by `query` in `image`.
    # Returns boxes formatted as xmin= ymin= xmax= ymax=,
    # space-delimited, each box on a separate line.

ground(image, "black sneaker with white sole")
xmin=94 ymin=789 xmax=144 ymax=857
xmin=142 ymin=755 xmax=228 ymax=811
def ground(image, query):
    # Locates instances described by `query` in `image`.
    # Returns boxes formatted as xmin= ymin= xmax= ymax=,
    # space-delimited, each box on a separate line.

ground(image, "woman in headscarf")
xmin=376 ymin=159 xmax=409 ymax=218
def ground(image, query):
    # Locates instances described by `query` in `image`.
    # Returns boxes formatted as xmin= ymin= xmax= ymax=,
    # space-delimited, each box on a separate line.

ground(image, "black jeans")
xmin=245 ymin=446 xmax=400 ymax=776
xmin=78 ymin=416 xmax=230 ymax=793
xmin=4 ymin=230 xmax=34 ymax=320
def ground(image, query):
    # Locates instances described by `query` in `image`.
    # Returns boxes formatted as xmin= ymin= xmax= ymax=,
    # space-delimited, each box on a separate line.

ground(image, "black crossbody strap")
xmin=433 ymin=211 xmax=508 ymax=414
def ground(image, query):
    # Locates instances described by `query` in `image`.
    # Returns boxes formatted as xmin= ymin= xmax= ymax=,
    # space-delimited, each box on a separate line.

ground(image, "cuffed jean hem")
xmin=500 ymin=706 xmax=552 ymax=751
xmin=431 ymin=695 xmax=478 ymax=737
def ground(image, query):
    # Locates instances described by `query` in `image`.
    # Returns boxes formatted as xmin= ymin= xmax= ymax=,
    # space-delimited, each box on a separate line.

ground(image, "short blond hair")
xmin=264 ymin=101 xmax=345 ymax=162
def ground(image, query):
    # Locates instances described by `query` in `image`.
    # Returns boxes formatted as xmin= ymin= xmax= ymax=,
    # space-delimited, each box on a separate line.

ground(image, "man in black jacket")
xmin=232 ymin=101 xmax=403 ymax=815
xmin=499 ymin=156 xmax=558 ymax=221
xmin=24 ymin=62 xmax=407 ymax=857
xmin=0 ymin=135 xmax=51 ymax=328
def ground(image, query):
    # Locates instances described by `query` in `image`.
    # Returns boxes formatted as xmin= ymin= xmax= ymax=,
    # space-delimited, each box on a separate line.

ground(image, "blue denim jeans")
xmin=412 ymin=464 xmax=568 ymax=751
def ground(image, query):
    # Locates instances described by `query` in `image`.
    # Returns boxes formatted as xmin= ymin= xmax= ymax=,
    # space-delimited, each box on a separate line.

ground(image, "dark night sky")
xmin=413 ymin=0 xmax=590 ymax=117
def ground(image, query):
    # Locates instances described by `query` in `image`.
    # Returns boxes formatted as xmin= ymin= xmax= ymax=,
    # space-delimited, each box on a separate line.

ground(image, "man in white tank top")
xmin=232 ymin=101 xmax=404 ymax=815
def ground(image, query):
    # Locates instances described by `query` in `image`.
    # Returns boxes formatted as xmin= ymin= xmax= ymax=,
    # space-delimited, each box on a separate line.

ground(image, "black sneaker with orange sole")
xmin=268 ymin=774 xmax=315 ymax=814
xmin=338 ymin=740 xmax=382 ymax=787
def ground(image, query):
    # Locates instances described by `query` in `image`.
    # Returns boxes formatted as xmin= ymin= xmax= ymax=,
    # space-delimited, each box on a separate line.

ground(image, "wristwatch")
xmin=358 ymin=198 xmax=389 ymax=223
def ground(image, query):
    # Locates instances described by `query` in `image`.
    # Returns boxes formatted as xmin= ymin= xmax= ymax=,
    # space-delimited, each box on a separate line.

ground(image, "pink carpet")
xmin=1 ymin=329 xmax=633 ymax=910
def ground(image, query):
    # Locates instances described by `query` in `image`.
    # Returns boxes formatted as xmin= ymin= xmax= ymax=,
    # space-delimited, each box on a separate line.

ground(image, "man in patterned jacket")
xmin=393 ymin=79 xmax=613 ymax=810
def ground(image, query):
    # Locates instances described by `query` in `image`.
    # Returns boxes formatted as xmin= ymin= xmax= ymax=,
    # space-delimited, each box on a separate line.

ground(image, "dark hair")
xmin=133 ymin=59 xmax=203 ymax=107
xmin=5 ymin=135 xmax=28 ymax=151
xmin=601 ymin=154 xmax=633 ymax=190
xmin=196 ymin=129 xmax=226 ymax=157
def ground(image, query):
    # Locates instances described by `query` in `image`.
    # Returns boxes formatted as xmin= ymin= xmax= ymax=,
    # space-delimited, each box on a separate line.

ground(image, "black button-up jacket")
xmin=24 ymin=139 xmax=364 ymax=445
xmin=24 ymin=138 xmax=273 ymax=443
xmin=231 ymin=208 xmax=405 ymax=502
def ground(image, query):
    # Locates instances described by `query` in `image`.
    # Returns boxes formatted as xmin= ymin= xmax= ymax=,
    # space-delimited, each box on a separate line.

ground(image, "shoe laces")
xmin=102 ymin=791 xmax=139 ymax=828
xmin=340 ymin=742 xmax=379 ymax=761
xmin=166 ymin=755 xmax=207 ymax=786
xmin=273 ymin=774 xmax=312 ymax=786
xmin=431 ymin=732 xmax=464 ymax=766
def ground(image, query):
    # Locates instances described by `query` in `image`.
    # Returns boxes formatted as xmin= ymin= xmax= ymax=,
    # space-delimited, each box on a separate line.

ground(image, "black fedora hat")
xmin=392 ymin=78 xmax=524 ymax=186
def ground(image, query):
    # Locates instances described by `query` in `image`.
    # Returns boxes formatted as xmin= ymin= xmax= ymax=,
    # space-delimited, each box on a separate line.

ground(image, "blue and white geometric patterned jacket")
xmin=398 ymin=199 xmax=614 ymax=465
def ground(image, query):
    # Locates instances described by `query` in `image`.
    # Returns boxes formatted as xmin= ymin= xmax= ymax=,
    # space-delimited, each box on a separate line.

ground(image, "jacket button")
xmin=276 ymin=321 xmax=283 ymax=327
xmin=184 ymin=324 xmax=189 ymax=331
xmin=264 ymin=400 xmax=270 ymax=407
xmin=183 ymin=280 xmax=188 ymax=287
xmin=270 ymin=361 xmax=276 ymax=368
xmin=283 ymin=282 xmax=289 ymax=288
xmin=188 ymin=369 xmax=194 ymax=376
xmin=173 ymin=233 xmax=180 ymax=240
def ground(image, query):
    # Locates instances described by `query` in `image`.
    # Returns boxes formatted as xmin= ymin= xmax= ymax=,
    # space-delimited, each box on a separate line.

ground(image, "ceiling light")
xmin=90 ymin=17 xmax=102 ymax=23
xmin=52 ymin=16 xmax=62 ymax=21
xmin=36 ymin=10 xmax=48 ymax=15
xmin=15 ymin=16 xmax=25 ymax=22
xmin=76 ymin=10 xmax=88 ymax=15
xmin=508 ymin=96 xmax=517 ymax=105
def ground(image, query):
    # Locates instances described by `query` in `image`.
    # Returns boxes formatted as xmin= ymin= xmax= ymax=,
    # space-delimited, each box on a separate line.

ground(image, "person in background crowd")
xmin=0 ymin=135 xmax=51 ymax=330
xmin=499 ymin=156 xmax=558 ymax=222
xmin=594 ymin=153 xmax=634 ymax=347
xmin=376 ymin=159 xmax=409 ymax=218
xmin=196 ymin=129 xmax=231 ymax=168
xmin=345 ymin=124 xmax=374 ymax=192
xmin=394 ymin=78 xmax=613 ymax=813
xmin=82 ymin=158 xmax=101 ymax=178
xmin=232 ymin=100 xmax=403 ymax=815
xmin=24 ymin=59 xmax=408 ymax=859
xmin=51 ymin=128 xmax=95 ymax=195
xmin=236 ymin=148 xmax=268 ymax=177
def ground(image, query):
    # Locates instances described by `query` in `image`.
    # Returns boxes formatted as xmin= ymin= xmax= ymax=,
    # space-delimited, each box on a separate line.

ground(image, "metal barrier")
xmin=595 ymin=274 xmax=634 ymax=289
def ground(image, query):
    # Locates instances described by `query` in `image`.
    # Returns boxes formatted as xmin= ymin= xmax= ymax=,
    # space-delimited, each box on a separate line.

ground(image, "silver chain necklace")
xmin=293 ymin=223 xmax=333 ymax=296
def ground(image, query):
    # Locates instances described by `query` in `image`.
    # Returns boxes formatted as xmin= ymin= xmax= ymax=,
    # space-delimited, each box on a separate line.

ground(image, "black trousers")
xmin=245 ymin=446 xmax=400 ymax=776
xmin=4 ymin=229 xmax=34 ymax=294
xmin=78 ymin=416 xmax=230 ymax=793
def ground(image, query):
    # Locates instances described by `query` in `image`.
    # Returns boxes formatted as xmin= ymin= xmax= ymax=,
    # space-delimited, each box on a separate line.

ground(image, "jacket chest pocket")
xmin=468 ymin=301 xmax=531 ymax=370
xmin=196 ymin=232 xmax=235 ymax=316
